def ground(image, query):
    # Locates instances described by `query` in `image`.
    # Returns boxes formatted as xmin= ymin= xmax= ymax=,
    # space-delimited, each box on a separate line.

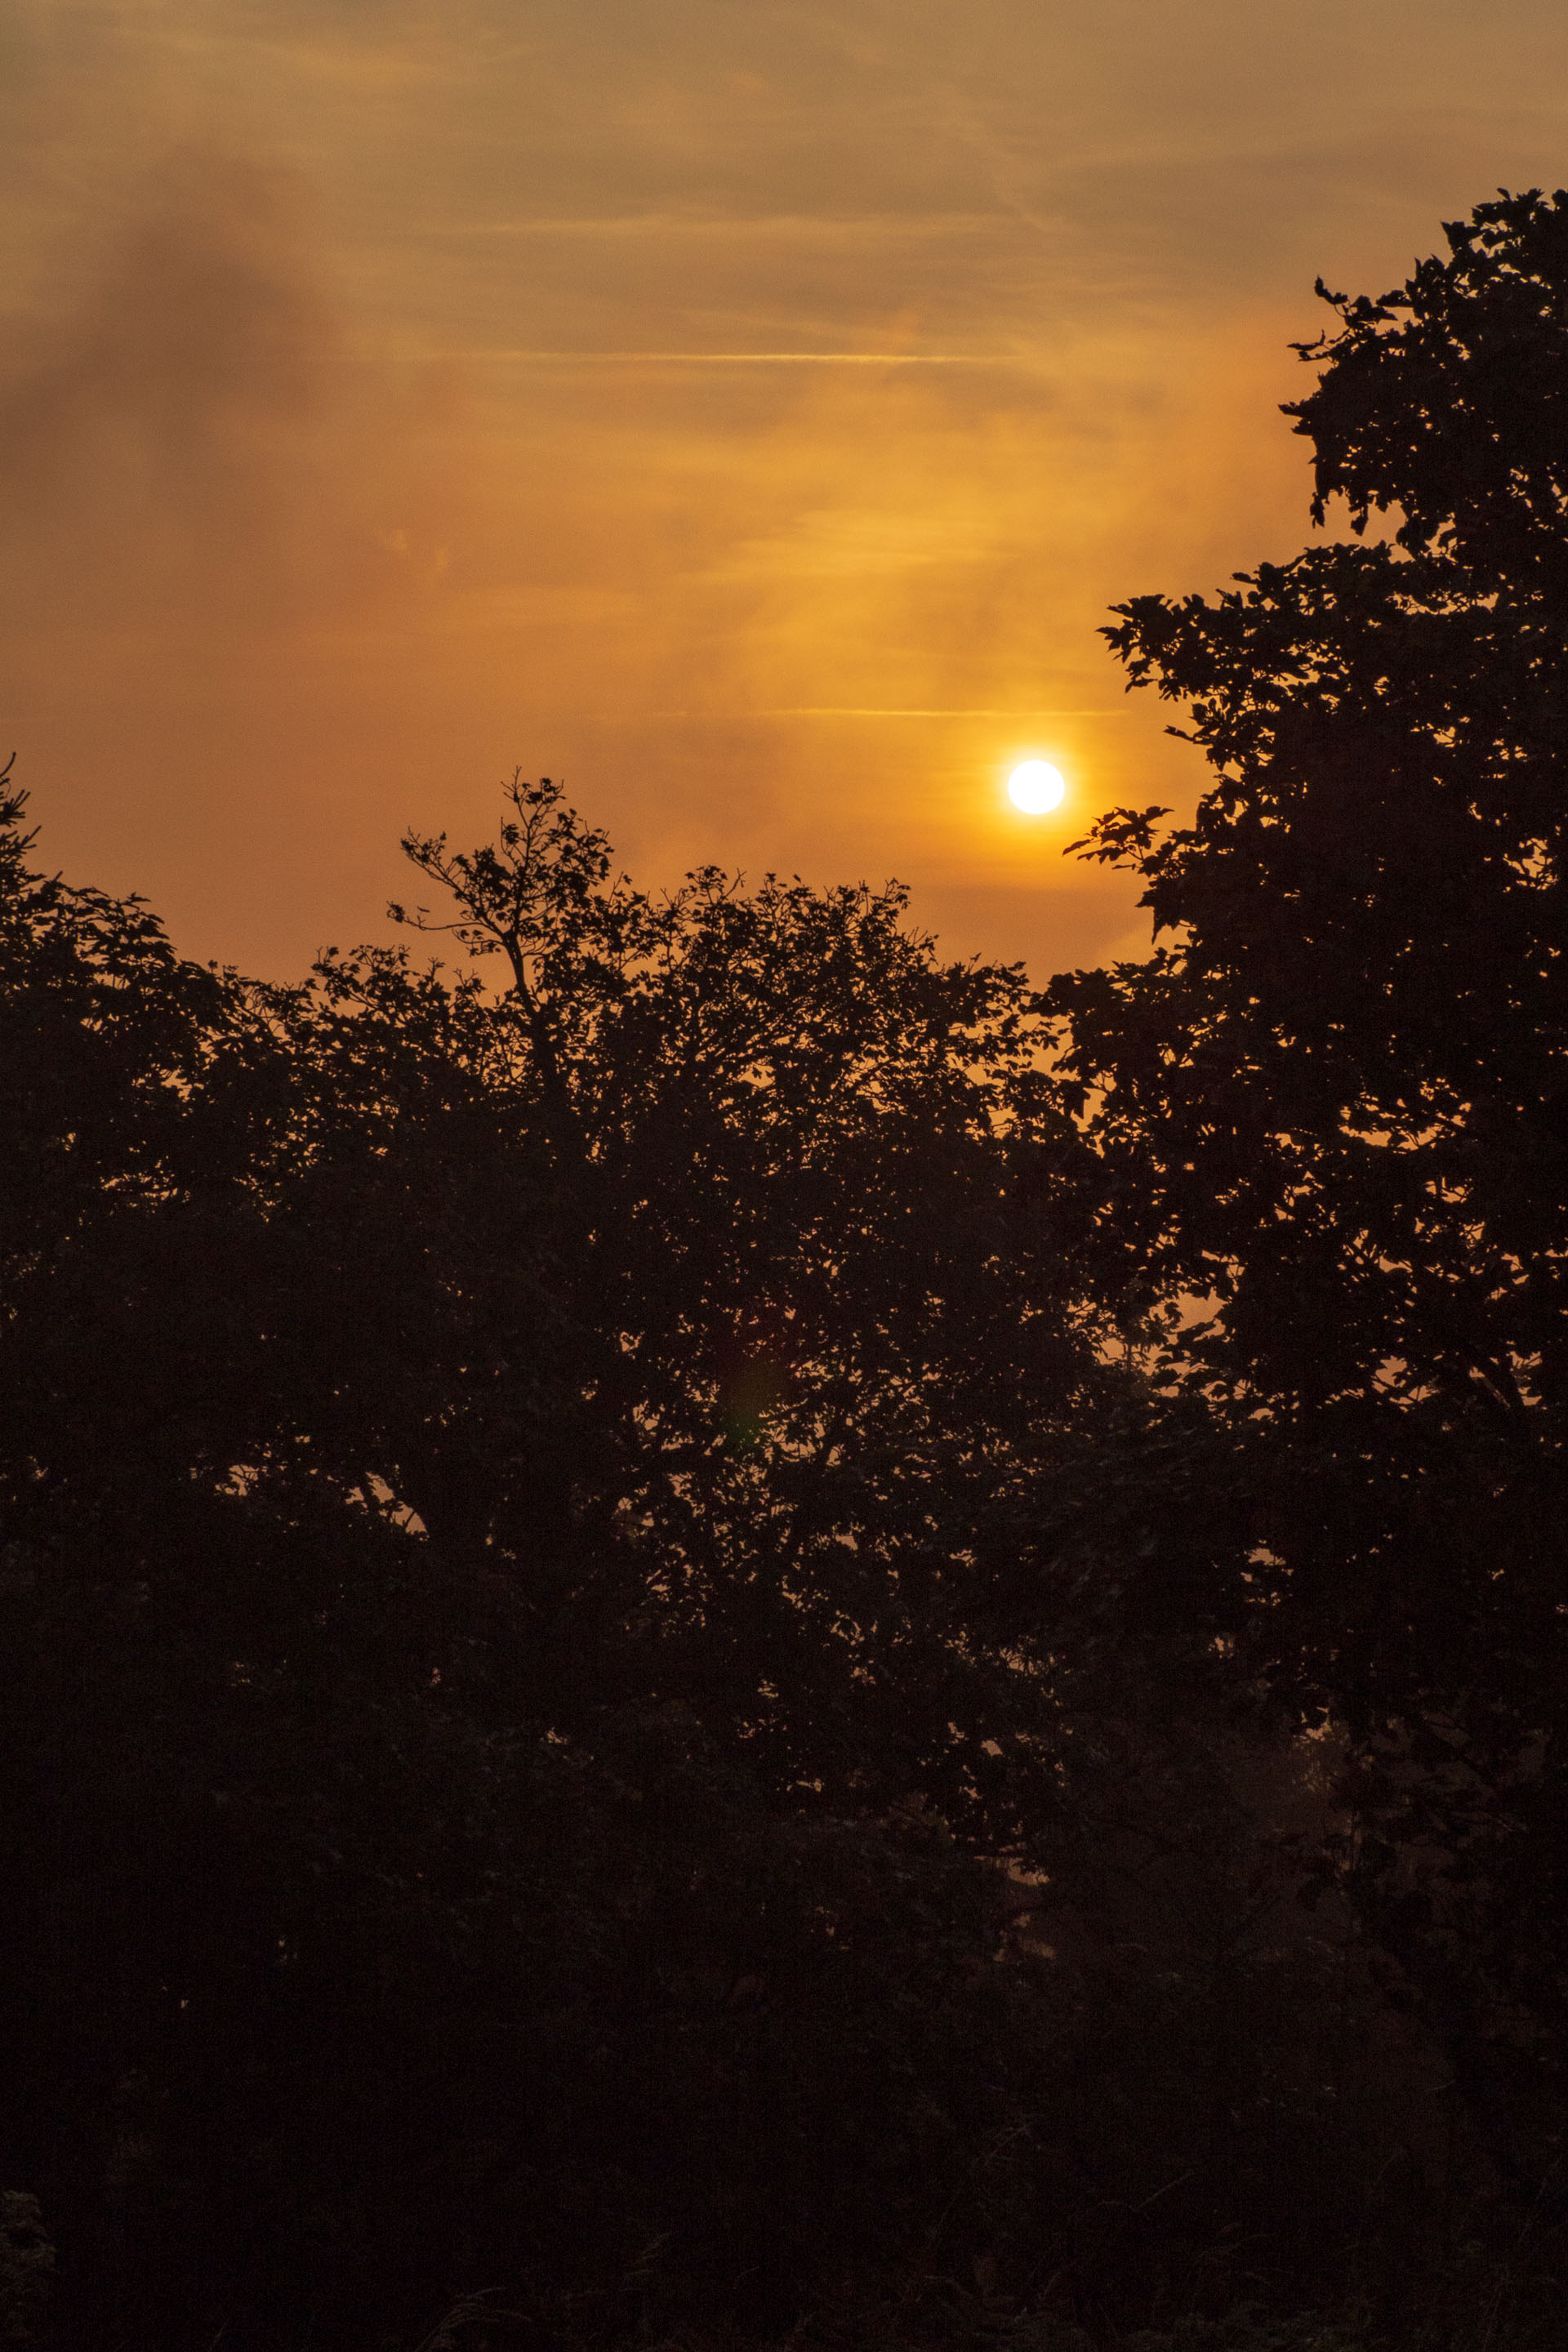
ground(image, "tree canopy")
xmin=1048 ymin=185 xmax=1568 ymax=2197
xmin=4 ymin=762 xmax=1253 ymax=2347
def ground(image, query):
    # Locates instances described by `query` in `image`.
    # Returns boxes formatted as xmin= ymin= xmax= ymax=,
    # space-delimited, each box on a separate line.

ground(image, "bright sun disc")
xmin=1008 ymin=760 xmax=1065 ymax=813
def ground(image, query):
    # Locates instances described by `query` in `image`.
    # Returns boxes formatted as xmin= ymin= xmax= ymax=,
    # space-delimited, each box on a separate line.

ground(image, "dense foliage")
xmin=0 ymin=760 xmax=1260 ymax=2349
xmin=5 ymin=188 xmax=1568 ymax=2352
xmin=1049 ymin=185 xmax=1568 ymax=2224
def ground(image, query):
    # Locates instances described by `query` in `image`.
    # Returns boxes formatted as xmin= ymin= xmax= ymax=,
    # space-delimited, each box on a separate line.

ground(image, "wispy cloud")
xmin=8 ymin=0 xmax=1564 ymax=991
xmin=434 ymin=213 xmax=1011 ymax=240
xmin=613 ymin=707 xmax=1121 ymax=721
xmin=468 ymin=350 xmax=1021 ymax=366
xmin=755 ymin=706 xmax=1123 ymax=718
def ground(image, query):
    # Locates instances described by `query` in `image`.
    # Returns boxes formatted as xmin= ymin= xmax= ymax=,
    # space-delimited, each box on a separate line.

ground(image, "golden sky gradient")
xmin=4 ymin=0 xmax=1568 ymax=979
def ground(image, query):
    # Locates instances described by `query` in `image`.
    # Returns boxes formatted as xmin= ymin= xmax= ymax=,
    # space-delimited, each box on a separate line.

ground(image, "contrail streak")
xmin=467 ymin=350 xmax=1021 ymax=367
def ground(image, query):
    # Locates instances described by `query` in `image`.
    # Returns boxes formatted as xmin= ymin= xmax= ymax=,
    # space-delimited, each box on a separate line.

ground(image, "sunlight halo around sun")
xmin=1007 ymin=760 xmax=1066 ymax=814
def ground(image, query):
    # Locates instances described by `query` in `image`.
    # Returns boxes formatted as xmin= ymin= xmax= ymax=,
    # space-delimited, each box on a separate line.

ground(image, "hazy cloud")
xmin=3 ymin=1 xmax=1568 ymax=977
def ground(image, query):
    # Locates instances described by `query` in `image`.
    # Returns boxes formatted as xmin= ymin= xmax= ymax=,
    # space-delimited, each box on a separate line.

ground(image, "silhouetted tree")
xmin=4 ymin=768 xmax=1240 ymax=2347
xmin=1049 ymin=187 xmax=1568 ymax=2199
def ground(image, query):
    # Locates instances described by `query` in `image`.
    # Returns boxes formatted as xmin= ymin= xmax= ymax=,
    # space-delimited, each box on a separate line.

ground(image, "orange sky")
xmin=4 ymin=0 xmax=1568 ymax=981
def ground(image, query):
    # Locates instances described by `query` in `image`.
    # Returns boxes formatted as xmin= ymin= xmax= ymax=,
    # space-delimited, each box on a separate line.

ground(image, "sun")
xmin=1007 ymin=760 xmax=1065 ymax=814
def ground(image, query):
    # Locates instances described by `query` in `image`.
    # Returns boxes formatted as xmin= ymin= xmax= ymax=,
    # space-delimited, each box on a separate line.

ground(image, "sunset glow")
xmin=2 ymin=4 xmax=1566 ymax=982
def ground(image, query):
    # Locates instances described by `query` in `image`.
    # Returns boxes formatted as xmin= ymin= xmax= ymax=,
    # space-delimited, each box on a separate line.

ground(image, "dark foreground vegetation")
xmin=6 ymin=188 xmax=1568 ymax=2350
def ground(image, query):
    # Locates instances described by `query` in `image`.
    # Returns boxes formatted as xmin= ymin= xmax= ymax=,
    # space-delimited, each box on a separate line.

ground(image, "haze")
xmin=3 ymin=0 xmax=1566 ymax=978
